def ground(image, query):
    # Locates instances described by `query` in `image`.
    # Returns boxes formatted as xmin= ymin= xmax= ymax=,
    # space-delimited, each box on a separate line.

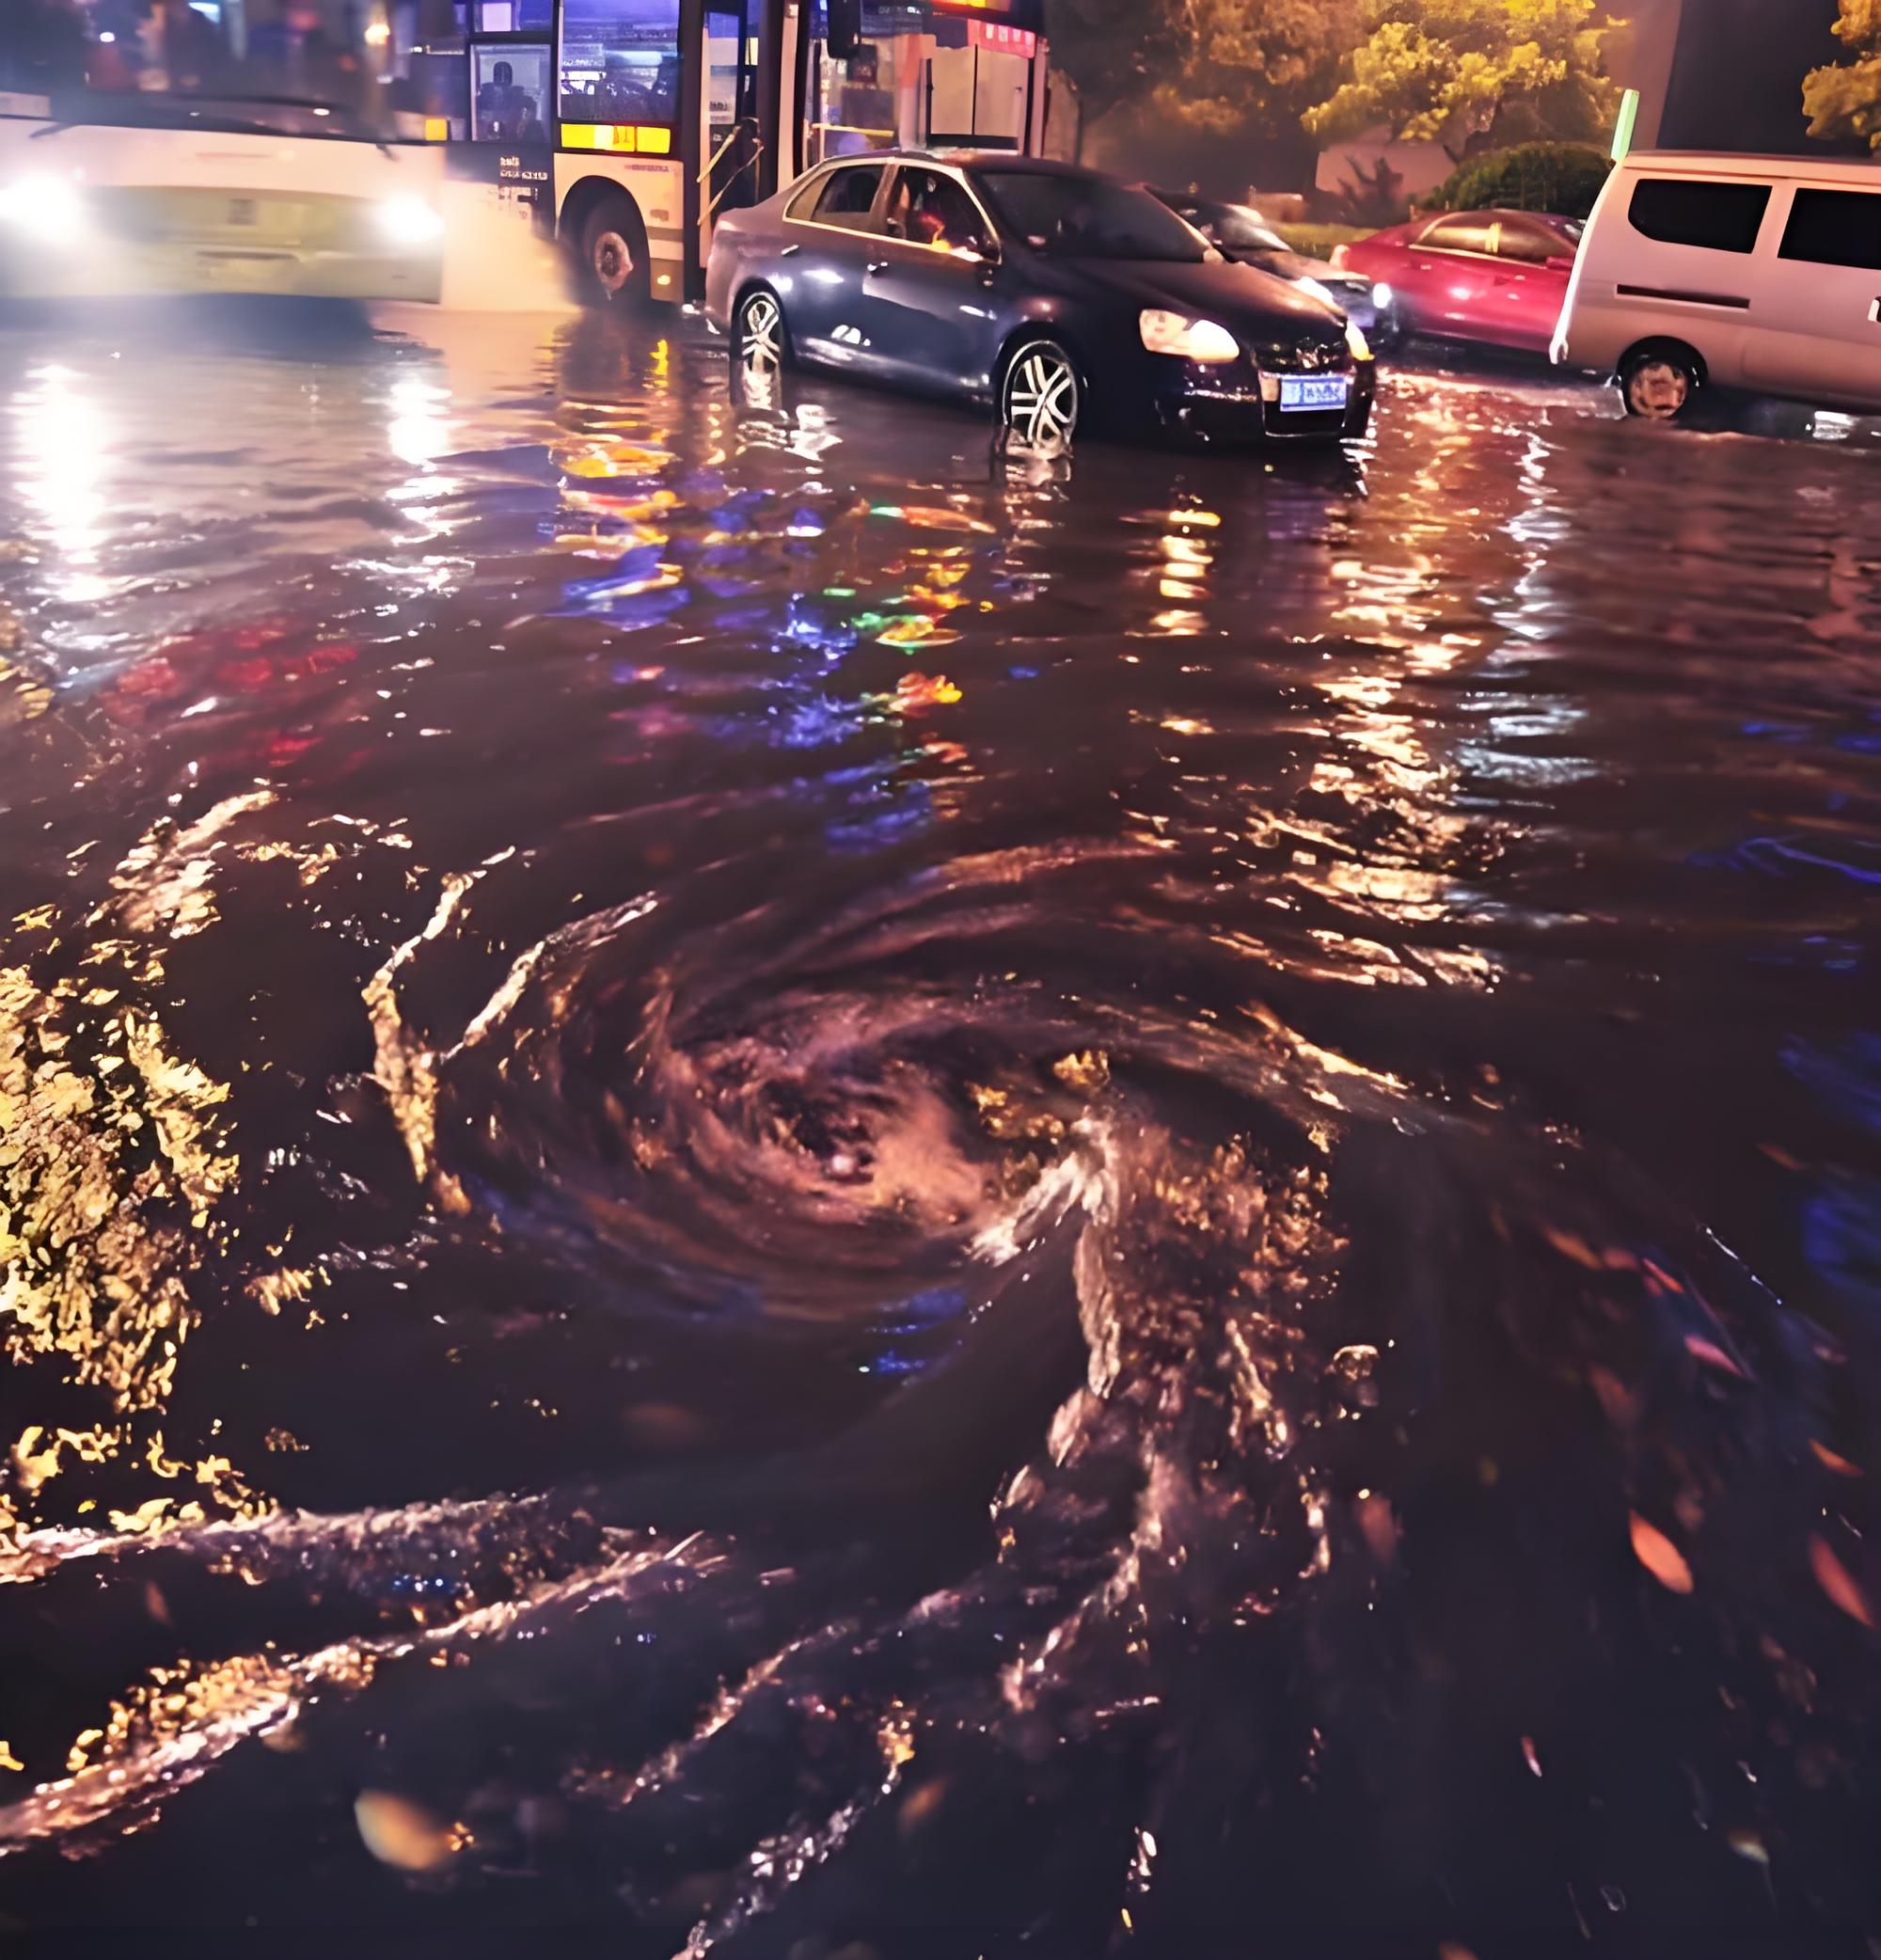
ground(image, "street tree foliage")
xmin=1153 ymin=0 xmax=1364 ymax=134
xmin=1304 ymin=0 xmax=1620 ymax=162
xmin=1051 ymin=0 xmax=1359 ymax=146
xmin=1803 ymin=0 xmax=1881 ymax=150
xmin=1048 ymin=0 xmax=1187 ymax=134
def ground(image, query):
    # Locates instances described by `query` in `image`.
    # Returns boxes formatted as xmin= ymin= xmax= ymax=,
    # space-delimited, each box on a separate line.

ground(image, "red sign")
xmin=969 ymin=19 xmax=1037 ymax=56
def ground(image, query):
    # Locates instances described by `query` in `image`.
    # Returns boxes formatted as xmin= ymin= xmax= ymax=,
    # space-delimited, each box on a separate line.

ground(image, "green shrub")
xmin=1430 ymin=143 xmax=1612 ymax=218
xmin=1272 ymin=222 xmax=1371 ymax=258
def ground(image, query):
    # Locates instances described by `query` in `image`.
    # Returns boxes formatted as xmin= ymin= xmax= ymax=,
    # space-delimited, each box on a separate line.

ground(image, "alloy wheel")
xmin=739 ymin=292 xmax=784 ymax=376
xmin=1004 ymin=342 xmax=1080 ymax=450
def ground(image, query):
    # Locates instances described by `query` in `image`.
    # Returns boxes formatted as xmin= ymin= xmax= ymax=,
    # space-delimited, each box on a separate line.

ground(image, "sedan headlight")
xmin=1345 ymin=320 xmax=1372 ymax=362
xmin=0 ymin=173 xmax=87 ymax=245
xmin=376 ymin=196 xmax=445 ymax=247
xmin=1140 ymin=308 xmax=1240 ymax=364
xmin=1371 ymin=282 xmax=1394 ymax=310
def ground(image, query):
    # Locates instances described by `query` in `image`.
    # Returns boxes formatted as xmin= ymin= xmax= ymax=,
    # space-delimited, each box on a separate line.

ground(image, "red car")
xmin=1332 ymin=209 xmax=1583 ymax=356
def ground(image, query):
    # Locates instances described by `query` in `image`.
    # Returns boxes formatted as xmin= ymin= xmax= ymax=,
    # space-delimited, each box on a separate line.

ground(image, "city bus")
xmin=421 ymin=0 xmax=1050 ymax=304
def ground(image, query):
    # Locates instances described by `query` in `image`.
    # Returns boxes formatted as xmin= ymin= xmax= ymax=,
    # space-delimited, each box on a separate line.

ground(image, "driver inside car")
xmin=891 ymin=172 xmax=980 ymax=254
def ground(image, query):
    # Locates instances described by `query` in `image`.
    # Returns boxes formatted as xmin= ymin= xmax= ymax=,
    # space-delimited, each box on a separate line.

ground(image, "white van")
xmin=1553 ymin=150 xmax=1881 ymax=419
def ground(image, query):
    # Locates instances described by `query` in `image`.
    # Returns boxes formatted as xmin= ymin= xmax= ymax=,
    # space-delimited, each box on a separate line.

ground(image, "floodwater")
xmin=1 ymin=305 xmax=1879 ymax=1958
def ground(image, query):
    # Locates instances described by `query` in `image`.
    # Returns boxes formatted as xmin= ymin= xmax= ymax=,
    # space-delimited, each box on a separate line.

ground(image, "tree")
xmin=1156 ymin=0 xmax=1364 ymax=134
xmin=1804 ymin=0 xmax=1881 ymax=150
xmin=1048 ymin=0 xmax=1187 ymax=152
xmin=1304 ymin=0 xmax=1620 ymax=163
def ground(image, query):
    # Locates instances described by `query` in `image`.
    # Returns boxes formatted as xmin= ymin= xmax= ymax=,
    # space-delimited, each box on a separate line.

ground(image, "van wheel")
xmin=1620 ymin=345 xmax=1699 ymax=421
xmin=577 ymin=193 xmax=651 ymax=307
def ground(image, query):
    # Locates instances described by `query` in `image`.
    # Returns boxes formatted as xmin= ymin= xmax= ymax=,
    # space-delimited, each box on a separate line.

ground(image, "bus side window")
xmin=473 ymin=43 xmax=552 ymax=144
xmin=558 ymin=0 xmax=683 ymax=128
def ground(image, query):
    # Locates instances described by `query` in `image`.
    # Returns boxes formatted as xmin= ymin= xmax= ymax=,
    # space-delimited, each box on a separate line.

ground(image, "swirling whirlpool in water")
xmin=3 ymin=840 xmax=1877 ymax=1952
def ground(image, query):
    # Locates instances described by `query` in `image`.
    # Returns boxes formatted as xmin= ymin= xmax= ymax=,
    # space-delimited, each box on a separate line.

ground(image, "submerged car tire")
xmin=1620 ymin=343 xmax=1700 ymax=421
xmin=735 ymin=287 xmax=789 ymax=375
xmin=578 ymin=194 xmax=652 ymax=307
xmin=1000 ymin=338 xmax=1083 ymax=450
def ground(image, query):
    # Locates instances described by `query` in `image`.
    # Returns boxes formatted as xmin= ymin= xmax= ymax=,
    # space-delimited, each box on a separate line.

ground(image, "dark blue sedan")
xmin=705 ymin=154 xmax=1376 ymax=450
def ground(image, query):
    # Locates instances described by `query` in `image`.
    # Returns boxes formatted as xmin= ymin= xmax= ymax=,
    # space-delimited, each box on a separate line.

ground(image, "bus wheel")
xmin=578 ymin=194 xmax=651 ymax=306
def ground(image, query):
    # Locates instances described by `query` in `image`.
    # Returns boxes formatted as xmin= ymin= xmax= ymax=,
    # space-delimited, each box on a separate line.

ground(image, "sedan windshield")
xmin=975 ymin=171 xmax=1209 ymax=262
xmin=1176 ymin=197 xmax=1288 ymax=254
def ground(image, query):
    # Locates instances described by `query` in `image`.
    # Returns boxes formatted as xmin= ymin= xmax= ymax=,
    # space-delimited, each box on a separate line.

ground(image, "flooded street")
xmin=2 ymin=303 xmax=1880 ymax=1955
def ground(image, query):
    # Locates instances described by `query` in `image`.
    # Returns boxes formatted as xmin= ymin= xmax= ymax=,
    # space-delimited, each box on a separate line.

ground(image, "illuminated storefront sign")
xmin=968 ymin=18 xmax=1036 ymax=56
xmin=928 ymin=0 xmax=1043 ymax=25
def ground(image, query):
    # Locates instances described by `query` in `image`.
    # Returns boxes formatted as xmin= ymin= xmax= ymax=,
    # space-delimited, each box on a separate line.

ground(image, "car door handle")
xmin=866 ymin=260 xmax=890 ymax=277
xmin=1871 ymin=296 xmax=1881 ymax=324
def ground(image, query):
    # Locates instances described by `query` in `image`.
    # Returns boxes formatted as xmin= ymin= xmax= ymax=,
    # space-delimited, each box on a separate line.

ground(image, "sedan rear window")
xmin=1418 ymin=217 xmax=1496 ymax=255
xmin=804 ymin=165 xmax=885 ymax=230
xmin=975 ymin=171 xmax=1207 ymax=262
xmin=1778 ymin=186 xmax=1881 ymax=272
xmin=1494 ymin=221 xmax=1573 ymax=266
xmin=1627 ymin=178 xmax=1770 ymax=253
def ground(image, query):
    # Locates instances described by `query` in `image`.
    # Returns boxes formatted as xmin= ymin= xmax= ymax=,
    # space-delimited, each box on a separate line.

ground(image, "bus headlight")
xmin=0 ymin=174 xmax=87 ymax=245
xmin=376 ymin=196 xmax=444 ymax=247
xmin=1140 ymin=309 xmax=1240 ymax=363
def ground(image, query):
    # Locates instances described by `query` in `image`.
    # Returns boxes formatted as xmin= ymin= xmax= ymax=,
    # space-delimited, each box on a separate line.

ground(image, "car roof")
xmin=1421 ymin=207 xmax=1576 ymax=224
xmin=894 ymin=150 xmax=1099 ymax=178
xmin=1616 ymin=149 xmax=1881 ymax=185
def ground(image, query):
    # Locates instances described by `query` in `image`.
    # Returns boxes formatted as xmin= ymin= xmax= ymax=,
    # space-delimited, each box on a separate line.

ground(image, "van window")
xmin=1778 ymin=186 xmax=1881 ymax=272
xmin=1627 ymin=178 xmax=1770 ymax=254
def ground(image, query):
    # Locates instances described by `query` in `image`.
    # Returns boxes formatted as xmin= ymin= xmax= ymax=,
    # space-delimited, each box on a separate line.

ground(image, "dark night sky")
xmin=1659 ymin=0 xmax=1853 ymax=151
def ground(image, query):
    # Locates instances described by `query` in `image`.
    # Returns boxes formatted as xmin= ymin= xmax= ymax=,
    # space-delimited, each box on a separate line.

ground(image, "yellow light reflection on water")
xmin=10 ymin=364 xmax=112 ymax=604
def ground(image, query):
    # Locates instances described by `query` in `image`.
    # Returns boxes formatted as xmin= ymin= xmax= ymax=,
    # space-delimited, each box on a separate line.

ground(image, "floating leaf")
xmin=1544 ymin=1226 xmax=1603 ymax=1270
xmin=1809 ymin=1535 xmax=1874 ymax=1628
xmin=1810 ymin=1440 xmax=1862 ymax=1478
xmin=1629 ymin=1511 xmax=1694 ymax=1594
xmin=355 ymin=1791 xmax=462 ymax=1872
xmin=1685 ymin=1334 xmax=1747 ymax=1379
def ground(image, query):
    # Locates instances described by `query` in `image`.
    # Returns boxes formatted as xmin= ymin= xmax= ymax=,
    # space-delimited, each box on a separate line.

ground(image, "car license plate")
xmin=1279 ymin=376 xmax=1350 ymax=412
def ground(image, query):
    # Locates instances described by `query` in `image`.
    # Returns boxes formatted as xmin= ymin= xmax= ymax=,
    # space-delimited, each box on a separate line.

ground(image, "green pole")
xmin=1611 ymin=87 xmax=1639 ymax=162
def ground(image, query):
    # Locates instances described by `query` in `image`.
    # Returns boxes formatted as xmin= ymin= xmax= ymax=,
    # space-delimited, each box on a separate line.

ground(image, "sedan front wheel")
xmin=735 ymin=289 xmax=787 ymax=377
xmin=1000 ymin=338 xmax=1082 ymax=450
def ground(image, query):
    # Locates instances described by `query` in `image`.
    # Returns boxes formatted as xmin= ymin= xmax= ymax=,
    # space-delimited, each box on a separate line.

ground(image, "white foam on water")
xmin=433 ymin=179 xmax=578 ymax=315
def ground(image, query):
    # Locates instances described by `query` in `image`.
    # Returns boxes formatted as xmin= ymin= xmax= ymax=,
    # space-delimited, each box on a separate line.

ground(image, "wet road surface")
xmin=1 ymin=304 xmax=1880 ymax=1956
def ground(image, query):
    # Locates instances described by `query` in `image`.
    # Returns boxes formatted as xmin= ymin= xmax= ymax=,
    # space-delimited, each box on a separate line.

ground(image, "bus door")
xmin=462 ymin=3 xmax=556 ymax=226
xmin=703 ymin=0 xmax=772 ymax=231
